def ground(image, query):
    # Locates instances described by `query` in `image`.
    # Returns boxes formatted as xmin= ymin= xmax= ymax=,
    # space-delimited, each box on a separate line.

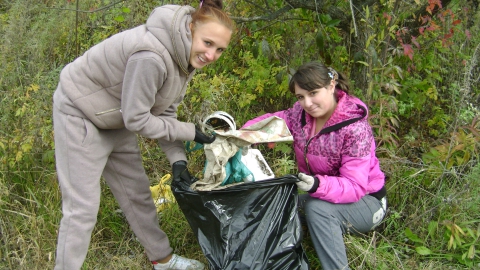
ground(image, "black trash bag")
xmin=171 ymin=175 xmax=310 ymax=270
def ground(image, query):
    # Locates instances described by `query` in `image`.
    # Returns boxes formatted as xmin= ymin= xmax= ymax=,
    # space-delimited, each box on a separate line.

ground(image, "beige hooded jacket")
xmin=54 ymin=5 xmax=198 ymax=163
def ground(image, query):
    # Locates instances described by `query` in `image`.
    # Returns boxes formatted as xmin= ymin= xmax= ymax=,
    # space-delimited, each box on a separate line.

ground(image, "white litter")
xmin=240 ymin=148 xmax=274 ymax=182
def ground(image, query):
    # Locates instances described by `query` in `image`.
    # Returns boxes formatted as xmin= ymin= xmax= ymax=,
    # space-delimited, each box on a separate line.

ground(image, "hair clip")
xmin=327 ymin=67 xmax=338 ymax=81
xmin=199 ymin=0 xmax=204 ymax=8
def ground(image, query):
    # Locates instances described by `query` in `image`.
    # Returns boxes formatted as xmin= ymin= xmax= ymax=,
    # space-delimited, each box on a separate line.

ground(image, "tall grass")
xmin=1 ymin=0 xmax=479 ymax=269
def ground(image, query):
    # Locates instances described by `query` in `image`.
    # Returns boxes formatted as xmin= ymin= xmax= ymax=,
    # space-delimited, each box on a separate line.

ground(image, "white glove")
xmin=297 ymin=173 xmax=320 ymax=193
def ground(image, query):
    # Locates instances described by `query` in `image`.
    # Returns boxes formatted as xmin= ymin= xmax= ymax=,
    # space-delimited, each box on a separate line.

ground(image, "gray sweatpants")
xmin=298 ymin=194 xmax=386 ymax=270
xmin=53 ymin=105 xmax=172 ymax=270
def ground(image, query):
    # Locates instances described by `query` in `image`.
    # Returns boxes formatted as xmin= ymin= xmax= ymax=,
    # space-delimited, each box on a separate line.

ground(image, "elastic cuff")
xmin=307 ymin=177 xmax=320 ymax=193
xmin=172 ymin=160 xmax=187 ymax=166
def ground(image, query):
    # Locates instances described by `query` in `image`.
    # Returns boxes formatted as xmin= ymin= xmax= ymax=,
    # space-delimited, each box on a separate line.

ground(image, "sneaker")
xmin=152 ymin=254 xmax=205 ymax=270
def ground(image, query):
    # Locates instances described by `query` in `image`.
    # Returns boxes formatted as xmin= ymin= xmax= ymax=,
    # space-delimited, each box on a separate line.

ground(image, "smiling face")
xmin=189 ymin=21 xmax=232 ymax=69
xmin=294 ymin=80 xmax=337 ymax=121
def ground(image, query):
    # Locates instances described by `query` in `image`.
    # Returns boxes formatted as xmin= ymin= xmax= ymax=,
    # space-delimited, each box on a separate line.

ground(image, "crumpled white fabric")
xmin=191 ymin=136 xmax=239 ymax=191
xmin=191 ymin=116 xmax=293 ymax=191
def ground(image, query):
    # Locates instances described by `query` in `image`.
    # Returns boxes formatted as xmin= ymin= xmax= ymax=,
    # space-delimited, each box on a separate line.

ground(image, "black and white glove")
xmin=297 ymin=173 xmax=320 ymax=193
xmin=193 ymin=126 xmax=216 ymax=144
xmin=172 ymin=160 xmax=194 ymax=185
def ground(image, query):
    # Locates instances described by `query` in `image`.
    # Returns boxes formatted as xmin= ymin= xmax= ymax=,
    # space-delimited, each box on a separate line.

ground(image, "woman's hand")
xmin=172 ymin=160 xmax=194 ymax=185
xmin=193 ymin=126 xmax=216 ymax=144
xmin=297 ymin=173 xmax=320 ymax=193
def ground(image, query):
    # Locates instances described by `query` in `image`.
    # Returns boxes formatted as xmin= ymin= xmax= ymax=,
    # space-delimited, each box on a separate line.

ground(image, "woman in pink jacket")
xmin=243 ymin=61 xmax=387 ymax=269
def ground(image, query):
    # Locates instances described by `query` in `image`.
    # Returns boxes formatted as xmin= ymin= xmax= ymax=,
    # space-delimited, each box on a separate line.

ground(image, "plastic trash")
xmin=222 ymin=150 xmax=254 ymax=185
xmin=203 ymin=111 xmax=237 ymax=132
xmin=171 ymin=175 xmax=310 ymax=270
xmin=150 ymin=174 xmax=175 ymax=212
xmin=240 ymin=148 xmax=274 ymax=182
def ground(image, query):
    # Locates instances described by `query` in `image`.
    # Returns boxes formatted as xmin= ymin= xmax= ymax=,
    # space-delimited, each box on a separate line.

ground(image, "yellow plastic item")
xmin=150 ymin=174 xmax=175 ymax=212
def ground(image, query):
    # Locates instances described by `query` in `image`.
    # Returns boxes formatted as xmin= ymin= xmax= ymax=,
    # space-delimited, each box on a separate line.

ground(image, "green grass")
xmin=2 ymin=147 xmax=479 ymax=269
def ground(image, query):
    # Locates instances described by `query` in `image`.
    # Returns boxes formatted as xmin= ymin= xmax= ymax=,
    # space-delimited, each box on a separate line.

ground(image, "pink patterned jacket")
xmin=242 ymin=90 xmax=385 ymax=203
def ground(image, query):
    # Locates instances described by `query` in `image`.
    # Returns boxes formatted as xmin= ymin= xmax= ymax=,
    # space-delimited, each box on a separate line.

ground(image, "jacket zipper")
xmin=301 ymin=128 xmax=314 ymax=175
xmin=95 ymin=107 xmax=121 ymax=116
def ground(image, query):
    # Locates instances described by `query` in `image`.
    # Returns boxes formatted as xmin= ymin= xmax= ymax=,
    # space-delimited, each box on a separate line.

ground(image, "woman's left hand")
xmin=193 ymin=126 xmax=216 ymax=144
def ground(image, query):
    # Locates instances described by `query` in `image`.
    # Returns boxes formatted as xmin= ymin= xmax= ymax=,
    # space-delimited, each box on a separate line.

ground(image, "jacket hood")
xmin=146 ymin=5 xmax=195 ymax=75
xmin=327 ymin=90 xmax=368 ymax=125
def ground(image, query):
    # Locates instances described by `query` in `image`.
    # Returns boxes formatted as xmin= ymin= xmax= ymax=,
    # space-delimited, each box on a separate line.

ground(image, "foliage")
xmin=402 ymin=163 xmax=480 ymax=266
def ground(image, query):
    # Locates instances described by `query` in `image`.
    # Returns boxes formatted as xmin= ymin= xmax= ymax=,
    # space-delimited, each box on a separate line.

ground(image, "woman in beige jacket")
xmin=52 ymin=1 xmax=234 ymax=269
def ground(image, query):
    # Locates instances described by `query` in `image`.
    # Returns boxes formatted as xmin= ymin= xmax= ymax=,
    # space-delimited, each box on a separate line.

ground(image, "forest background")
xmin=0 ymin=0 xmax=479 ymax=269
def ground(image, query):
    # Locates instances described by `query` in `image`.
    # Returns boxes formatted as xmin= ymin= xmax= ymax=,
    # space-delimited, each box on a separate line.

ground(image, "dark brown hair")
xmin=191 ymin=0 xmax=235 ymax=32
xmin=288 ymin=61 xmax=350 ymax=95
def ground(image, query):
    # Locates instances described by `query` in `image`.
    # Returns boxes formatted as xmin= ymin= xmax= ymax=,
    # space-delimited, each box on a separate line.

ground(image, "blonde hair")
xmin=191 ymin=0 xmax=235 ymax=33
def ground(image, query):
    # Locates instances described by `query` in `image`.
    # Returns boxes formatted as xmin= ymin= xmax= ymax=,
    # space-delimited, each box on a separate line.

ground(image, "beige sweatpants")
xmin=53 ymin=104 xmax=172 ymax=270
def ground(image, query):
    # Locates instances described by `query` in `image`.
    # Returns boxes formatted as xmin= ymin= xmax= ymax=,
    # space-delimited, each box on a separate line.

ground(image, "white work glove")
xmin=297 ymin=173 xmax=320 ymax=193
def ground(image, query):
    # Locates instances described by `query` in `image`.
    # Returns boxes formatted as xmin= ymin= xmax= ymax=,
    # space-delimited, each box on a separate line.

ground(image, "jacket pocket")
xmin=95 ymin=107 xmax=121 ymax=116
xmin=81 ymin=117 xmax=96 ymax=147
xmin=93 ymin=107 xmax=124 ymax=129
xmin=73 ymin=89 xmax=125 ymax=129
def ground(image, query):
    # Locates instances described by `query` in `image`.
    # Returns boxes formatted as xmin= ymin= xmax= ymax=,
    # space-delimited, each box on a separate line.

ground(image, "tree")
xmin=228 ymin=0 xmax=458 ymax=91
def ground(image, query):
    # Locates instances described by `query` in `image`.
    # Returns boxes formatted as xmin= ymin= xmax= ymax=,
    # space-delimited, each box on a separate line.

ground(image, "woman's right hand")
xmin=297 ymin=173 xmax=320 ymax=193
xmin=172 ymin=160 xmax=194 ymax=184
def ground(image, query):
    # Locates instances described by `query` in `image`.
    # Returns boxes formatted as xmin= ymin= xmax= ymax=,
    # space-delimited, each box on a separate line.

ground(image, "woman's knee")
xmin=304 ymin=198 xmax=333 ymax=218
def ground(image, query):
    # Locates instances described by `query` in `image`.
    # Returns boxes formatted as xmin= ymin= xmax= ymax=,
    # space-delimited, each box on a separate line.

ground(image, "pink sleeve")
xmin=310 ymin=155 xmax=370 ymax=203
xmin=241 ymin=111 xmax=287 ymax=129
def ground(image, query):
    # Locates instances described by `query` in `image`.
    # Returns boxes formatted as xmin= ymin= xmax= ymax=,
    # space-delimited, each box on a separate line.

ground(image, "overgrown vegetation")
xmin=1 ymin=0 xmax=479 ymax=269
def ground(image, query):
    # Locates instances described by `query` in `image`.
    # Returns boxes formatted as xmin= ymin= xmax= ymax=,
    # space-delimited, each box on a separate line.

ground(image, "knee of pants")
xmin=63 ymin=205 xmax=99 ymax=229
xmin=304 ymin=198 xmax=333 ymax=219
